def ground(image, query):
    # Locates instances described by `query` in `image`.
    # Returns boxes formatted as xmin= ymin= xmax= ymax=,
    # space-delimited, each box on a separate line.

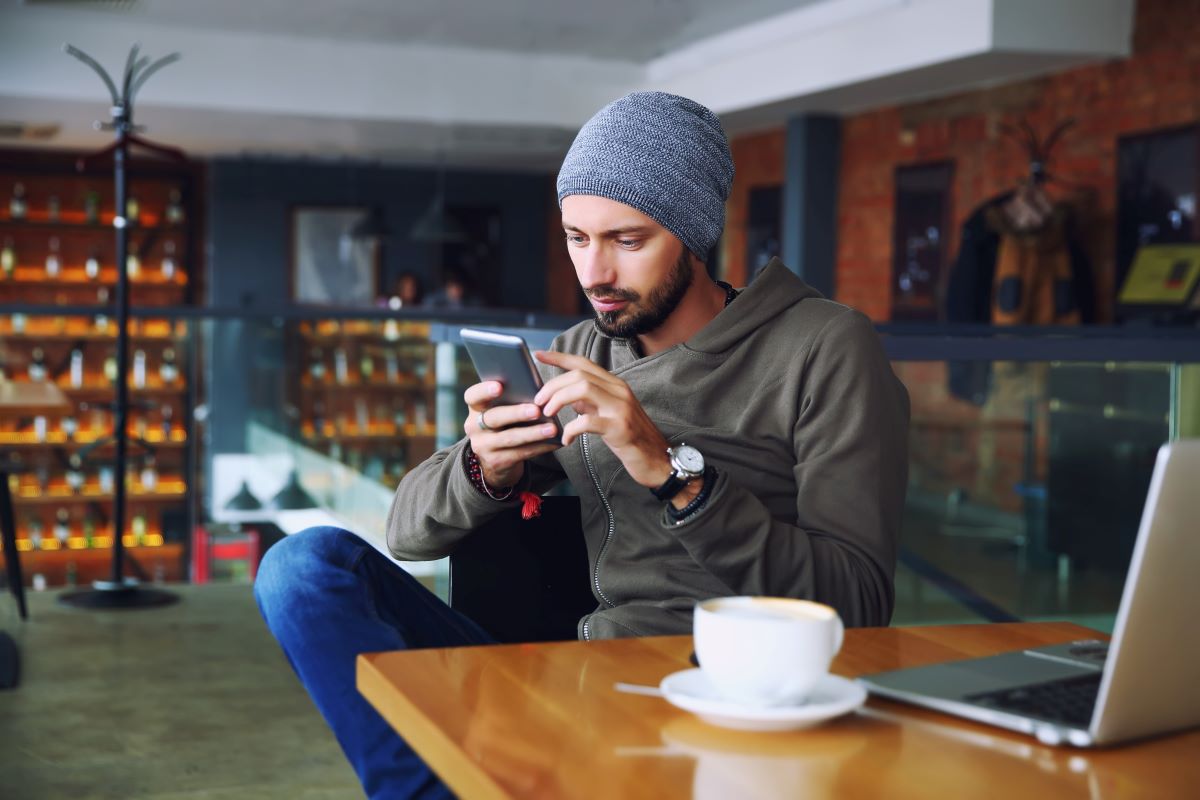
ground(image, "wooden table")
xmin=358 ymin=622 xmax=1199 ymax=799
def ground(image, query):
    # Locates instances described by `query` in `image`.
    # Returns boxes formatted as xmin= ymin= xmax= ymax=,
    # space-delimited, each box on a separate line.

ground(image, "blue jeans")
xmin=254 ymin=527 xmax=495 ymax=800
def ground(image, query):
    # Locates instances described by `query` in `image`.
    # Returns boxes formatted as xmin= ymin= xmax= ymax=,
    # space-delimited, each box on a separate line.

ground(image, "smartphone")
xmin=460 ymin=328 xmax=563 ymax=444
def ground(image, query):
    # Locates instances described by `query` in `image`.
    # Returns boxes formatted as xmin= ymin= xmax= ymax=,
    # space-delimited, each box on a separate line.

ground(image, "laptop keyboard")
xmin=967 ymin=673 xmax=1101 ymax=727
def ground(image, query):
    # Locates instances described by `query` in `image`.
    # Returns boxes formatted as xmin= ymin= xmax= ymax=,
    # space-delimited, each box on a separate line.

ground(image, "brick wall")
xmin=725 ymin=0 xmax=1200 ymax=323
xmin=721 ymin=0 xmax=1200 ymax=511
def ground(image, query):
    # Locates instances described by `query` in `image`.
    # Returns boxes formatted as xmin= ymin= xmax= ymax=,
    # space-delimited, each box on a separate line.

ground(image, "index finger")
xmin=463 ymin=380 xmax=503 ymax=410
xmin=534 ymin=350 xmax=616 ymax=381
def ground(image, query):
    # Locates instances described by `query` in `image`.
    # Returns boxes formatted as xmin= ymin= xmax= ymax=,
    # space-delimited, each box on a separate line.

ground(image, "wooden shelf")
xmin=0 ymin=434 xmax=187 ymax=450
xmin=61 ymin=383 xmax=188 ymax=400
xmin=303 ymin=427 xmax=436 ymax=443
xmin=0 ymin=328 xmax=185 ymax=343
xmin=299 ymin=379 xmax=432 ymax=392
xmin=0 ymin=217 xmax=187 ymax=234
xmin=12 ymin=485 xmax=188 ymax=506
xmin=0 ymin=541 xmax=186 ymax=587
xmin=1 ymin=266 xmax=188 ymax=287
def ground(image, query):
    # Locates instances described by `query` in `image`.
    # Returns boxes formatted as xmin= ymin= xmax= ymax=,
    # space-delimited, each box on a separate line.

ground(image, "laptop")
xmin=859 ymin=440 xmax=1200 ymax=747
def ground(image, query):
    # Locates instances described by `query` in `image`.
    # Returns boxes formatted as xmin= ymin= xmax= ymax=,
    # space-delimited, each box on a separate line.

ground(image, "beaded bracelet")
xmin=667 ymin=466 xmax=718 ymax=523
xmin=463 ymin=443 xmax=515 ymax=502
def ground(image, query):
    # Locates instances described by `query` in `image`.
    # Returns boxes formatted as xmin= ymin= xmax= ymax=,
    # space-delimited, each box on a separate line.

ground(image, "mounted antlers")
xmin=1000 ymin=117 xmax=1077 ymax=184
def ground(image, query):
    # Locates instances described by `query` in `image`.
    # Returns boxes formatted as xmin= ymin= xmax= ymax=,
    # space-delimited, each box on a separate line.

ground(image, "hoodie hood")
xmin=687 ymin=258 xmax=825 ymax=354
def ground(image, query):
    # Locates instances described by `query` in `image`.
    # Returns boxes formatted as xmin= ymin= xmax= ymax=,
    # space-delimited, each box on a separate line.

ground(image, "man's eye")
xmin=617 ymin=239 xmax=640 ymax=248
xmin=565 ymin=234 xmax=585 ymax=245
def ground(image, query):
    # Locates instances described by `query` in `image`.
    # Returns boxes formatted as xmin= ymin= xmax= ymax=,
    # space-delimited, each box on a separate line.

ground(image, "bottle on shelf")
xmin=384 ymin=319 xmax=400 ymax=342
xmin=82 ymin=514 xmax=97 ymax=547
xmin=161 ymin=240 xmax=177 ymax=281
xmin=45 ymin=236 xmax=61 ymax=278
xmin=61 ymin=415 xmax=78 ymax=440
xmin=12 ymin=312 xmax=26 ymax=333
xmin=355 ymin=397 xmax=370 ymax=432
xmin=85 ymin=250 xmax=101 ymax=280
xmin=130 ymin=511 xmax=147 ymax=546
xmin=66 ymin=454 xmax=84 ymax=493
xmin=28 ymin=347 xmax=47 ymax=381
xmin=98 ymin=465 xmax=115 ymax=494
xmin=160 ymin=403 xmax=174 ymax=439
xmin=165 ymin=188 xmax=185 ymax=224
xmin=69 ymin=347 xmax=84 ymax=388
xmin=126 ymin=195 xmax=140 ymax=226
xmin=28 ymin=517 xmax=44 ymax=550
xmin=33 ymin=415 xmax=47 ymax=442
xmin=126 ymin=248 xmax=141 ymax=279
xmin=334 ymin=346 xmax=349 ymax=385
xmin=160 ymin=347 xmax=178 ymax=384
xmin=360 ymin=352 xmax=375 ymax=383
xmin=309 ymin=348 xmax=327 ymax=384
xmin=140 ymin=455 xmax=158 ymax=492
xmin=1 ymin=237 xmax=15 ymax=279
xmin=103 ymin=351 xmax=118 ymax=385
xmin=385 ymin=350 xmax=399 ymax=382
xmin=84 ymin=190 xmax=100 ymax=224
xmin=414 ymin=398 xmax=428 ymax=429
xmin=313 ymin=400 xmax=327 ymax=436
xmin=54 ymin=508 xmax=71 ymax=546
xmin=133 ymin=349 xmax=147 ymax=388
xmin=10 ymin=182 xmax=27 ymax=219
xmin=47 ymin=195 xmax=60 ymax=222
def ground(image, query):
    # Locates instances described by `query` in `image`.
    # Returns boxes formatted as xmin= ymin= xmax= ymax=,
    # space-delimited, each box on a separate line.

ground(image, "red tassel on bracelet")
xmin=520 ymin=491 xmax=543 ymax=520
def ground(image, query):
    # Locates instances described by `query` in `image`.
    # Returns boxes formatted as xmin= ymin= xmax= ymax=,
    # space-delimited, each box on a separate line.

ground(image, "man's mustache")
xmin=585 ymin=286 xmax=639 ymax=302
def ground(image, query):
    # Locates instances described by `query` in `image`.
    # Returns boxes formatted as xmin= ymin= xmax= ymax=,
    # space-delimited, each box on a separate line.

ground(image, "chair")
xmin=449 ymin=496 xmax=595 ymax=644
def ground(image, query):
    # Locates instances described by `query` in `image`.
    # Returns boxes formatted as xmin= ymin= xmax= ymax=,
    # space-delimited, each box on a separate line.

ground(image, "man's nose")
xmin=577 ymin=246 xmax=617 ymax=290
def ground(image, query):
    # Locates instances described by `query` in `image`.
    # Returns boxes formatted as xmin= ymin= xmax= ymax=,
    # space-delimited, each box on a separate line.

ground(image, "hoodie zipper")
xmin=581 ymin=433 xmax=616 ymax=637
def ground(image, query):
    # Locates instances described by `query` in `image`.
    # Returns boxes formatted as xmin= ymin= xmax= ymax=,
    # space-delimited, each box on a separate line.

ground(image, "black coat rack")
xmin=58 ymin=43 xmax=184 ymax=610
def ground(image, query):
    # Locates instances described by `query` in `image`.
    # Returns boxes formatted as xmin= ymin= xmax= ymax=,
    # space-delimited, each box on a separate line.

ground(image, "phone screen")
xmin=460 ymin=328 xmax=563 ymax=443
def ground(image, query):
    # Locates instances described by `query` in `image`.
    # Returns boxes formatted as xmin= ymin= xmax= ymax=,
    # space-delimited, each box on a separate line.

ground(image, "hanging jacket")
xmin=944 ymin=195 xmax=1095 ymax=404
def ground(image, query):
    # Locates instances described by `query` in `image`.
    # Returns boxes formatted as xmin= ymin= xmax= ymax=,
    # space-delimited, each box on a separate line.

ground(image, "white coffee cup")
xmin=693 ymin=596 xmax=844 ymax=707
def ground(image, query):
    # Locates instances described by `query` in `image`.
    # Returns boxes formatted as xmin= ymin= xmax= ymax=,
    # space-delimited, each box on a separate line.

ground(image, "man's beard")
xmin=588 ymin=248 xmax=694 ymax=338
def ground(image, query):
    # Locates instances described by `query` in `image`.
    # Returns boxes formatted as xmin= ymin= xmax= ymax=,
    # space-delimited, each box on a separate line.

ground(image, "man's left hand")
xmin=533 ymin=350 xmax=672 ymax=490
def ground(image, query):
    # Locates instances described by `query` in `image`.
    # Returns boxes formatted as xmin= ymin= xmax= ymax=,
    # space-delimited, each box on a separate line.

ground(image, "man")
xmin=255 ymin=91 xmax=909 ymax=799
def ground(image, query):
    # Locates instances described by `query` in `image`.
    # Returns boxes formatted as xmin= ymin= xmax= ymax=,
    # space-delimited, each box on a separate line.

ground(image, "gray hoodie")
xmin=386 ymin=259 xmax=910 ymax=639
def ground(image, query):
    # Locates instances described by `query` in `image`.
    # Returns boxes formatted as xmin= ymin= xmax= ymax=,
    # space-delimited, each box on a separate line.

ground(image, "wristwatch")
xmin=650 ymin=444 xmax=706 ymax=502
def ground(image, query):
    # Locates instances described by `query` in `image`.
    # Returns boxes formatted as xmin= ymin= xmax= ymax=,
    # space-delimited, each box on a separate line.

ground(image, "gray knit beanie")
xmin=556 ymin=91 xmax=734 ymax=261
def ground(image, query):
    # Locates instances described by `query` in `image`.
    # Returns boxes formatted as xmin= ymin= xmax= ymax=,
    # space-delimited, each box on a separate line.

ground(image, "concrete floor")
xmin=0 ymin=583 xmax=361 ymax=800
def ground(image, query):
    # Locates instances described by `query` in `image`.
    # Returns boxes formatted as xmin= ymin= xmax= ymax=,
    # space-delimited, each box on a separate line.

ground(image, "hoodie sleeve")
xmin=663 ymin=310 xmax=910 ymax=627
xmin=384 ymin=333 xmax=572 ymax=561
xmin=385 ymin=439 xmax=565 ymax=560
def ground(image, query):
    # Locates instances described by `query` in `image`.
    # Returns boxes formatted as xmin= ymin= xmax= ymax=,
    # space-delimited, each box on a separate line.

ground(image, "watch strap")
xmin=650 ymin=471 xmax=689 ymax=502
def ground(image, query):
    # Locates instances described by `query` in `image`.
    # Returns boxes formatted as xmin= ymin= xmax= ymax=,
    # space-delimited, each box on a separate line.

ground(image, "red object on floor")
xmin=191 ymin=526 xmax=261 ymax=584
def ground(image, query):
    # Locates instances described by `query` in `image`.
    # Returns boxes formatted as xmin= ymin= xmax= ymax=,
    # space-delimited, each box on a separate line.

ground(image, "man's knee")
xmin=254 ymin=526 xmax=359 ymax=622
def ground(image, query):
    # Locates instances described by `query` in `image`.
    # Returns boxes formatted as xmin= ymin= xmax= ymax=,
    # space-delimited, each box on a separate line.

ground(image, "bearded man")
xmin=255 ymin=91 xmax=910 ymax=799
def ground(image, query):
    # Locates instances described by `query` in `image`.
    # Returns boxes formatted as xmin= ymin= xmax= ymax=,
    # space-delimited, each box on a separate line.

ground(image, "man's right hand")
xmin=464 ymin=381 xmax=561 ymax=489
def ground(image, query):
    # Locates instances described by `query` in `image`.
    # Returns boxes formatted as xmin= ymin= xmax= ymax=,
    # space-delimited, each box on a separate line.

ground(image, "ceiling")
xmin=0 ymin=0 xmax=1137 ymax=169
xmin=18 ymin=0 xmax=823 ymax=60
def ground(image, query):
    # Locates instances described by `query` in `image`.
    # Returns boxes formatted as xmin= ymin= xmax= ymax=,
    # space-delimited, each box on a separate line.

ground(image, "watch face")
xmin=673 ymin=445 xmax=704 ymax=475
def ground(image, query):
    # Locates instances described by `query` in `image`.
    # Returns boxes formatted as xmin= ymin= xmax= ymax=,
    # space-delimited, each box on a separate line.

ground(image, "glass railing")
xmin=3 ymin=305 xmax=1198 ymax=632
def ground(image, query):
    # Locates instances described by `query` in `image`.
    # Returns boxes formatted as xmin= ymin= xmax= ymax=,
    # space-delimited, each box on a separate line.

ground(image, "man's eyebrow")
xmin=562 ymin=223 xmax=653 ymax=235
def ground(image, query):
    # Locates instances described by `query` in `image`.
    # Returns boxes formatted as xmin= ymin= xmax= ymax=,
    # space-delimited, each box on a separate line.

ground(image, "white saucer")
xmin=659 ymin=669 xmax=867 ymax=732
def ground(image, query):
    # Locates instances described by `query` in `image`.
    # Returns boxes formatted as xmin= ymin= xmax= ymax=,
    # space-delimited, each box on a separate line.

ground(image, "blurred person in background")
xmin=425 ymin=265 xmax=484 ymax=309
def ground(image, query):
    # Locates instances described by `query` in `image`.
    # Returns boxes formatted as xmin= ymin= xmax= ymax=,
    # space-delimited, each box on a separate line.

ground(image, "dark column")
xmin=783 ymin=114 xmax=841 ymax=298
